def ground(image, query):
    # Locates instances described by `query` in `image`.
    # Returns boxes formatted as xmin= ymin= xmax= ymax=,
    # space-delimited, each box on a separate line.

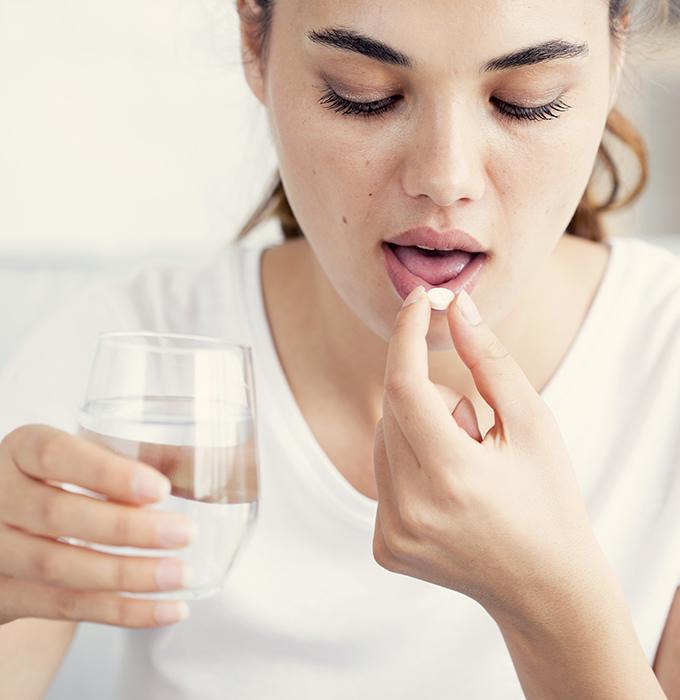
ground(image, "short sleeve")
xmin=0 ymin=279 xmax=144 ymax=441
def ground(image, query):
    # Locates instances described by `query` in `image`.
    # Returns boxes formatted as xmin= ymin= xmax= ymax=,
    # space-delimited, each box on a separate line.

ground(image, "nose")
xmin=401 ymin=101 xmax=486 ymax=207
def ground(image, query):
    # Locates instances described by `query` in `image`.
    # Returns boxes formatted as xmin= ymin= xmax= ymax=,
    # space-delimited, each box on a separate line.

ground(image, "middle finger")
xmin=0 ymin=521 xmax=191 ymax=592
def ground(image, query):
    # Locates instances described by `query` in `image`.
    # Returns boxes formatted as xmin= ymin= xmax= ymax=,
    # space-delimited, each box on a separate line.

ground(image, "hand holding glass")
xmin=68 ymin=332 xmax=259 ymax=601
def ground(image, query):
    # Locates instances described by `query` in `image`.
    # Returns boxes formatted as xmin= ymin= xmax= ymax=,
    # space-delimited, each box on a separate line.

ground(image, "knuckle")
xmin=373 ymin=536 xmax=399 ymax=572
xmin=32 ymin=550 xmax=61 ymax=583
xmin=111 ymin=511 xmax=133 ymax=544
xmin=54 ymin=591 xmax=79 ymax=620
xmin=38 ymin=433 xmax=70 ymax=477
xmin=399 ymin=503 xmax=432 ymax=538
xmin=484 ymin=337 xmax=510 ymax=362
xmin=86 ymin=458 xmax=110 ymax=492
xmin=111 ymin=597 xmax=140 ymax=627
xmin=385 ymin=372 xmax=414 ymax=401
xmin=38 ymin=493 xmax=62 ymax=532
xmin=441 ymin=470 xmax=473 ymax=508
xmin=508 ymin=395 xmax=556 ymax=442
xmin=113 ymin=560 xmax=138 ymax=592
xmin=381 ymin=525 xmax=407 ymax=559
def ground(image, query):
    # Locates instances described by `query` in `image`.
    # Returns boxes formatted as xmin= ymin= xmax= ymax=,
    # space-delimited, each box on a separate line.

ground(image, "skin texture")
xmin=241 ymin=0 xmax=625 ymax=450
xmin=239 ymin=2 xmax=676 ymax=695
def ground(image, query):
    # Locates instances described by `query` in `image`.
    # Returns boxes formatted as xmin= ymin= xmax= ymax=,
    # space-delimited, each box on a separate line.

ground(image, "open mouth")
xmin=385 ymin=243 xmax=483 ymax=285
xmin=382 ymin=243 xmax=488 ymax=302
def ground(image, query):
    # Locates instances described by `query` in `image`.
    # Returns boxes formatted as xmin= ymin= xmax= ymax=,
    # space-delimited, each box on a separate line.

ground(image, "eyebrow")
xmin=306 ymin=27 xmax=589 ymax=73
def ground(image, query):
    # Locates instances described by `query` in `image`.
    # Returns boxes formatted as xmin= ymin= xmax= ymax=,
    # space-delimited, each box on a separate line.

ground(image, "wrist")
xmin=482 ymin=568 xmax=665 ymax=700
xmin=481 ymin=537 xmax=625 ymax=639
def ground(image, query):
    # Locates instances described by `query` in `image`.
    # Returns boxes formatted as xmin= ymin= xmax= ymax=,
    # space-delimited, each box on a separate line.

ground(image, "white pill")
xmin=427 ymin=287 xmax=455 ymax=311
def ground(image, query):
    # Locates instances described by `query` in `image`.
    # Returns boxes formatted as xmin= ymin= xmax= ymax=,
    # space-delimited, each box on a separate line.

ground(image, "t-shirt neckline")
xmin=241 ymin=235 xmax=625 ymax=523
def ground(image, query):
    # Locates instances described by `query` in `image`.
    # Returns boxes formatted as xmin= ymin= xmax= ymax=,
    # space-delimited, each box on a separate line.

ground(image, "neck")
xmin=261 ymin=235 xmax=575 ymax=437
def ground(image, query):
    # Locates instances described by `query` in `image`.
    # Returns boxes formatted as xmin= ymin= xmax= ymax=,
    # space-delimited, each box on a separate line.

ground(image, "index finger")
xmin=385 ymin=288 xmax=475 ymax=460
xmin=5 ymin=425 xmax=171 ymax=505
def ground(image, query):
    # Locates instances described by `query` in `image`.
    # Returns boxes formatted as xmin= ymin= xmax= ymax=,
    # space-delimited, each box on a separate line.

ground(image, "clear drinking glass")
xmin=67 ymin=331 xmax=259 ymax=601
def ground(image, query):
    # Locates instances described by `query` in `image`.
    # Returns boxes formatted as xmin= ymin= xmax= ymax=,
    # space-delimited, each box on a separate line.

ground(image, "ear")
xmin=608 ymin=12 xmax=630 ymax=113
xmin=237 ymin=0 xmax=267 ymax=106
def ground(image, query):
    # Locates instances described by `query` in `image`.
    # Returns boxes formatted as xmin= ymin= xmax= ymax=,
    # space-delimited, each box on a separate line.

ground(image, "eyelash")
xmin=317 ymin=87 xmax=572 ymax=123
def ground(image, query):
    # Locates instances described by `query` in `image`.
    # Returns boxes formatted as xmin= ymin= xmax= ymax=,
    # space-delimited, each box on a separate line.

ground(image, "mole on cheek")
xmin=369 ymin=193 xmax=373 ymax=197
xmin=342 ymin=216 xmax=348 ymax=225
xmin=365 ymin=160 xmax=370 ymax=167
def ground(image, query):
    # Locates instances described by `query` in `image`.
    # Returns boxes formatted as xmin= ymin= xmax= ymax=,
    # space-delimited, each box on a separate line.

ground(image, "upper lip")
xmin=385 ymin=227 xmax=488 ymax=254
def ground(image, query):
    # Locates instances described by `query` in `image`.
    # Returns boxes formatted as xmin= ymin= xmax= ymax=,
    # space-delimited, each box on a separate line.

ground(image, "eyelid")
xmin=320 ymin=71 xmax=576 ymax=121
xmin=322 ymin=73 xmax=567 ymax=107
xmin=319 ymin=72 xmax=401 ymax=101
xmin=493 ymin=86 xmax=566 ymax=106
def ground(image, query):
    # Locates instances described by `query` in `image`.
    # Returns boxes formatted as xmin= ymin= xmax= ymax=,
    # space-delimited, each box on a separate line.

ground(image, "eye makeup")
xmin=316 ymin=81 xmax=572 ymax=124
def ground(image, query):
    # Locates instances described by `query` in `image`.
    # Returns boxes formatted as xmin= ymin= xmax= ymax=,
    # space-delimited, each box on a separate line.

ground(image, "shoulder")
xmin=610 ymin=236 xmax=680 ymax=322
xmin=603 ymin=235 xmax=680 ymax=377
xmin=560 ymin=233 xmax=680 ymax=325
xmin=116 ymin=244 xmax=240 ymax=310
xmin=611 ymin=234 xmax=680 ymax=285
xmin=0 ymin=242 xmax=259 ymax=434
xmin=105 ymin=242 xmax=259 ymax=344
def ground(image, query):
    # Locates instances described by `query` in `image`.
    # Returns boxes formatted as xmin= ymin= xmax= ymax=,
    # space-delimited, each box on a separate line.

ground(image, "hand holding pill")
xmin=372 ymin=283 xmax=610 ymax=625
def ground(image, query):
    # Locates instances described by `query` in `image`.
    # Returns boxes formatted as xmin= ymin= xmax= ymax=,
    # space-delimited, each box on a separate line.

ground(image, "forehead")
xmin=285 ymin=0 xmax=606 ymax=76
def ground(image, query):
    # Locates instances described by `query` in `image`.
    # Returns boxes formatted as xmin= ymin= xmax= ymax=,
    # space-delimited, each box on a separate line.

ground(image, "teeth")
xmin=416 ymin=244 xmax=458 ymax=252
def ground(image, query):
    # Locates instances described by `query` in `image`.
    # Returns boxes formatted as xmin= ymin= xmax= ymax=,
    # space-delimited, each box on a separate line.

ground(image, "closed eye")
xmin=317 ymin=86 xmax=572 ymax=124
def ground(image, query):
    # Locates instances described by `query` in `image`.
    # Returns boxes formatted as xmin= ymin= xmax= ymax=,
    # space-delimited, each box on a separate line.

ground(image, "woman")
xmin=0 ymin=0 xmax=678 ymax=697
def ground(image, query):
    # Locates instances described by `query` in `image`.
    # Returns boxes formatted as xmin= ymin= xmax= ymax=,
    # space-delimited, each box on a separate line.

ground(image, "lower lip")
xmin=382 ymin=243 xmax=488 ymax=307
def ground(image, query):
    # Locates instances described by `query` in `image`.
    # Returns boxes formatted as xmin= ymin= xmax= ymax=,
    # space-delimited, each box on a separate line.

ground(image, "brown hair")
xmin=235 ymin=0 xmax=674 ymax=244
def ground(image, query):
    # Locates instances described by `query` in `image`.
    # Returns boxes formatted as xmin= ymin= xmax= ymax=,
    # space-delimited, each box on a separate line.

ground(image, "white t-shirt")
xmin=2 ymin=229 xmax=680 ymax=699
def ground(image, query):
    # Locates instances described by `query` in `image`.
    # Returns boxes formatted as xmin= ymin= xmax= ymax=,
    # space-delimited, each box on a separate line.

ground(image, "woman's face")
xmin=241 ymin=0 xmax=624 ymax=349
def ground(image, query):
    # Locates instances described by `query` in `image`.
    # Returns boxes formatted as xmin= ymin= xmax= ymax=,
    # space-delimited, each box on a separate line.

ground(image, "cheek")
xmin=268 ymin=80 xmax=383 ymax=227
xmin=505 ymin=80 xmax=610 ymax=222
xmin=497 ymin=108 xmax=607 ymax=232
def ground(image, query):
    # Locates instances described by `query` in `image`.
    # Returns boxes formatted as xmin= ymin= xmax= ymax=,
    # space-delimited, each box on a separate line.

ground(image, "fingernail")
xmin=403 ymin=286 xmax=425 ymax=308
xmin=157 ymin=518 xmax=199 ymax=548
xmin=156 ymin=559 xmax=193 ymax=590
xmin=133 ymin=469 xmax=171 ymax=501
xmin=154 ymin=601 xmax=190 ymax=625
xmin=456 ymin=290 xmax=482 ymax=325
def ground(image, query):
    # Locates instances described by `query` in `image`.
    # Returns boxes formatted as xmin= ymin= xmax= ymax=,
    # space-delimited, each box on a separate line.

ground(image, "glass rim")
xmin=97 ymin=331 xmax=253 ymax=355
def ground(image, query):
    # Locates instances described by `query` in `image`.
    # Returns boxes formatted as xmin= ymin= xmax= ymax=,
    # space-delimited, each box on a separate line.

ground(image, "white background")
xmin=0 ymin=3 xmax=677 ymax=698
xmin=0 ymin=0 xmax=278 ymax=259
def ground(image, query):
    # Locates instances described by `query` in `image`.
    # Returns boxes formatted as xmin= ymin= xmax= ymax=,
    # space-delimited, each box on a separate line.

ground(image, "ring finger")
xmin=0 ymin=522 xmax=191 ymax=592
